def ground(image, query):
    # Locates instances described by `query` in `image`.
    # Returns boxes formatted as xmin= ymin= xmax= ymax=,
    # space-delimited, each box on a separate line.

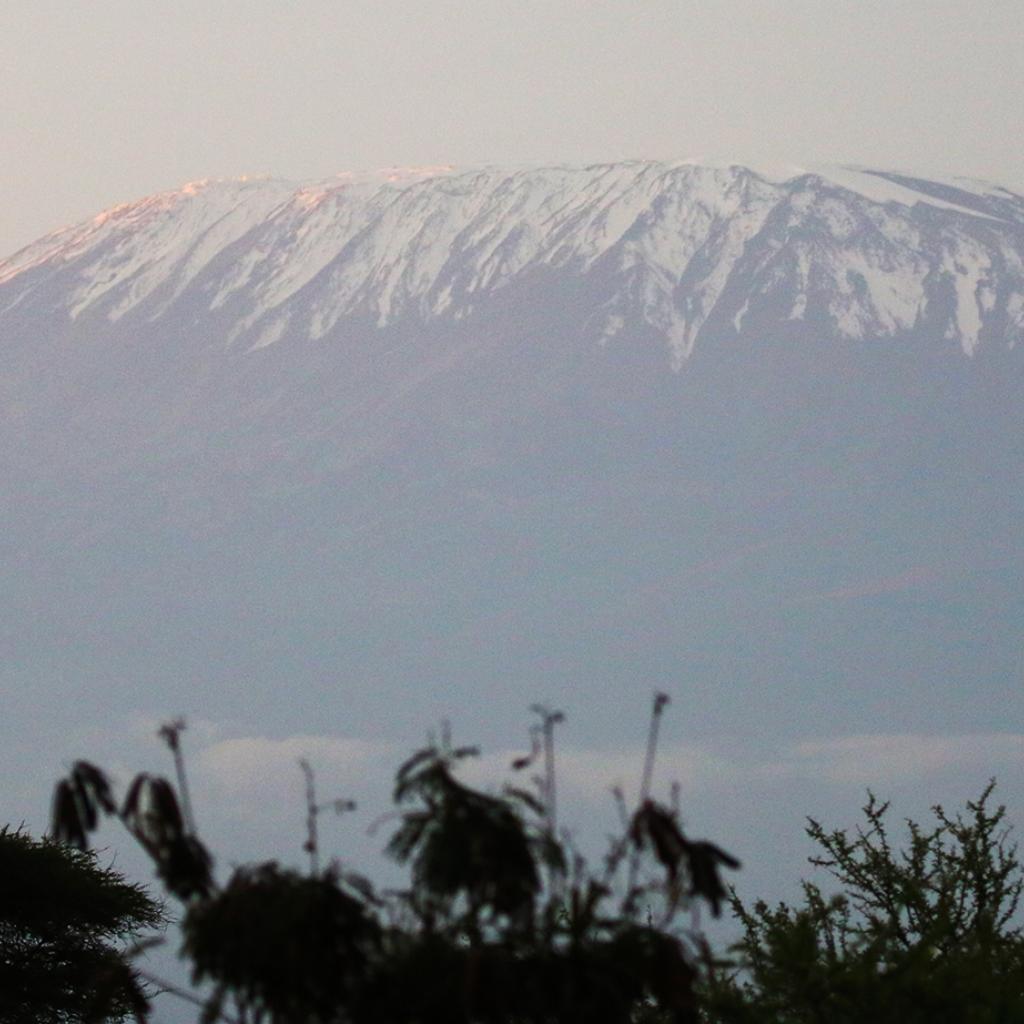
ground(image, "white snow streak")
xmin=1 ymin=161 xmax=1022 ymax=359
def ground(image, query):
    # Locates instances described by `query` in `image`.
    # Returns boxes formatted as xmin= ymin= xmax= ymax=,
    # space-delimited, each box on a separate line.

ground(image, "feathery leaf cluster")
xmin=51 ymin=701 xmax=738 ymax=1023
xmin=0 ymin=826 xmax=162 ymax=1023
xmin=703 ymin=781 xmax=1024 ymax=1023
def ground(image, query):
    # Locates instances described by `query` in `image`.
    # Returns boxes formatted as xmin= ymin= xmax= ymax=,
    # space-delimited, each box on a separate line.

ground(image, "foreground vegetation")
xmin=0 ymin=827 xmax=161 ymax=1023
xmin=49 ymin=697 xmax=740 ymax=1023
xmin=703 ymin=782 xmax=1024 ymax=1022
xmin=12 ymin=696 xmax=1020 ymax=1022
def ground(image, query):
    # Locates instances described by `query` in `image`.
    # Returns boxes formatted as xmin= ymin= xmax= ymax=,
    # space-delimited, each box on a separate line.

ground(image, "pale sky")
xmin=1 ymin=0 xmax=1022 ymax=257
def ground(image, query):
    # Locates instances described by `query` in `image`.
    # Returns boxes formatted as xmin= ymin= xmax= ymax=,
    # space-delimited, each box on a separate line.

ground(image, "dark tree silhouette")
xmin=51 ymin=700 xmax=741 ymax=1023
xmin=702 ymin=782 xmax=1024 ymax=1023
xmin=0 ymin=826 xmax=162 ymax=1024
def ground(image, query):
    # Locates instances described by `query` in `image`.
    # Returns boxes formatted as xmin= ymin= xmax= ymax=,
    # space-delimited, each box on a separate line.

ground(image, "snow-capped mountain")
xmin=3 ymin=161 xmax=1022 ymax=363
xmin=0 ymin=161 xmax=1022 ymax=801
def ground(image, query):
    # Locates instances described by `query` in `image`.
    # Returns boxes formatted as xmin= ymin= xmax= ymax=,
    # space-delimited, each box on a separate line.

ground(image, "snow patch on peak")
xmin=671 ymin=159 xmax=1009 ymax=220
xmin=673 ymin=157 xmax=809 ymax=182
xmin=805 ymin=167 xmax=1003 ymax=221
xmin=339 ymin=164 xmax=458 ymax=185
xmin=1 ymin=160 xmax=1022 ymax=360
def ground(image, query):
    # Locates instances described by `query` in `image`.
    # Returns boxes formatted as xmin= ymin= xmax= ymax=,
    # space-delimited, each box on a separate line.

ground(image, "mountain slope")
xmin=0 ymin=161 xmax=1021 ymax=806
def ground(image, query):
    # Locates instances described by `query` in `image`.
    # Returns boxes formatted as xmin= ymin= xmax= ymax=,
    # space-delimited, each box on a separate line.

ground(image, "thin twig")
xmin=158 ymin=719 xmax=197 ymax=836
xmin=639 ymin=692 xmax=670 ymax=807
xmin=626 ymin=692 xmax=671 ymax=902
xmin=300 ymin=758 xmax=319 ymax=876
xmin=529 ymin=705 xmax=565 ymax=836
xmin=299 ymin=758 xmax=356 ymax=874
xmin=138 ymin=970 xmax=241 ymax=1024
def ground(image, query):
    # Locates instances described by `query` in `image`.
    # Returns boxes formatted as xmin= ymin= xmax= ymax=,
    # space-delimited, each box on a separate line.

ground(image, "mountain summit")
xmin=3 ymin=161 xmax=1022 ymax=363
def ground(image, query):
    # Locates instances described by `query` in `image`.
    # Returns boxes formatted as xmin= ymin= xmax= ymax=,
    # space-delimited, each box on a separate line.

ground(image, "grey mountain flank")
xmin=0 ymin=161 xmax=1021 ymax=758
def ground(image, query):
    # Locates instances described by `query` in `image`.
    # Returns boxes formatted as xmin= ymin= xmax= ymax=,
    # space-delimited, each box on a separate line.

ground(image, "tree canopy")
xmin=49 ymin=705 xmax=1021 ymax=1023
xmin=702 ymin=782 xmax=1024 ymax=1023
xmin=51 ymin=700 xmax=740 ymax=1023
xmin=0 ymin=826 xmax=163 ymax=1024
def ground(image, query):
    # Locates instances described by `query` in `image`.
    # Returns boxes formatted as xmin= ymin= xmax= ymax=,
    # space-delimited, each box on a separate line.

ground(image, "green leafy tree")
xmin=51 ymin=700 xmax=741 ymax=1024
xmin=703 ymin=782 xmax=1024 ymax=1023
xmin=0 ymin=826 xmax=163 ymax=1024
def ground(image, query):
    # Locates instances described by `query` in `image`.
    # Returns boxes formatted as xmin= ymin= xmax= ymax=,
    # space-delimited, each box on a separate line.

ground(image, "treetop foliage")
xmin=51 ymin=696 xmax=741 ymax=1024
xmin=703 ymin=781 xmax=1024 ymax=1023
xmin=0 ymin=826 xmax=163 ymax=1024
xmin=47 ymin=700 xmax=1021 ymax=1023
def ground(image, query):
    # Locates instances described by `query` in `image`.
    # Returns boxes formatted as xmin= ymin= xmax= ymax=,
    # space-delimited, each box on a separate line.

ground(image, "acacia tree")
xmin=51 ymin=698 xmax=740 ymax=1024
xmin=0 ymin=827 xmax=162 ymax=1024
xmin=702 ymin=782 xmax=1024 ymax=1023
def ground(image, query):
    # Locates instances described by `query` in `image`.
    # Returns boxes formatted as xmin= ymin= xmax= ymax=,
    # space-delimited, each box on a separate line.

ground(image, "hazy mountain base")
xmin=1 ymin=265 xmax=1021 ymax=757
